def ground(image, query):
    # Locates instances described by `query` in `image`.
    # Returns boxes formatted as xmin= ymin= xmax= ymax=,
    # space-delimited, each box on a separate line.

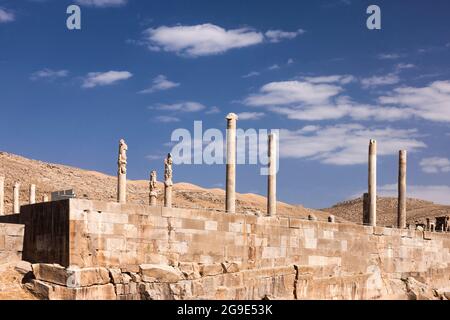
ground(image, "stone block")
xmin=140 ymin=264 xmax=184 ymax=283
xmin=178 ymin=262 xmax=201 ymax=280
xmin=15 ymin=260 xmax=32 ymax=275
xmin=222 ymin=261 xmax=240 ymax=273
xmin=200 ymin=263 xmax=224 ymax=276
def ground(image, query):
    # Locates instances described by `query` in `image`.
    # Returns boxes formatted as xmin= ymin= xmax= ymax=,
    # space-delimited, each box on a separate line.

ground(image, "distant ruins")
xmin=0 ymin=113 xmax=449 ymax=300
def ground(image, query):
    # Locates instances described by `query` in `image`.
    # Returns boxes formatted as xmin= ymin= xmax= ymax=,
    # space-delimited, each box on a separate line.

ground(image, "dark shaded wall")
xmin=20 ymin=200 xmax=70 ymax=266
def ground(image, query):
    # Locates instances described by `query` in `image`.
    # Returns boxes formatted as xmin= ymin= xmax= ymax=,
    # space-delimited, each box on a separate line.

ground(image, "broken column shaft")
xmin=267 ymin=133 xmax=277 ymax=216
xmin=225 ymin=113 xmax=238 ymax=213
xmin=397 ymin=150 xmax=407 ymax=229
xmin=13 ymin=182 xmax=20 ymax=214
xmin=368 ymin=139 xmax=377 ymax=226
xmin=29 ymin=184 xmax=36 ymax=205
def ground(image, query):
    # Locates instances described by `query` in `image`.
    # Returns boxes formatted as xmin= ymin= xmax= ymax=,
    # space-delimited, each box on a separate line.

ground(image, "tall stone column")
xmin=267 ymin=133 xmax=277 ymax=216
xmin=13 ymin=182 xmax=20 ymax=214
xmin=368 ymin=139 xmax=377 ymax=226
xmin=397 ymin=150 xmax=407 ymax=229
xmin=225 ymin=113 xmax=238 ymax=213
xmin=29 ymin=184 xmax=36 ymax=205
xmin=164 ymin=154 xmax=173 ymax=208
xmin=0 ymin=176 xmax=4 ymax=216
xmin=149 ymin=170 xmax=158 ymax=207
xmin=117 ymin=139 xmax=128 ymax=204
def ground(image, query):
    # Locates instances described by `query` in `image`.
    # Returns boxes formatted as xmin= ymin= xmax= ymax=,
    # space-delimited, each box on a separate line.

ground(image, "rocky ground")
xmin=323 ymin=196 xmax=450 ymax=227
xmin=0 ymin=151 xmax=327 ymax=220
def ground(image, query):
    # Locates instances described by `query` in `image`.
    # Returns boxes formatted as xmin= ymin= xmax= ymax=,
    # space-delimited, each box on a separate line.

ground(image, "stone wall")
xmin=0 ymin=223 xmax=24 ymax=266
xmin=12 ymin=199 xmax=450 ymax=299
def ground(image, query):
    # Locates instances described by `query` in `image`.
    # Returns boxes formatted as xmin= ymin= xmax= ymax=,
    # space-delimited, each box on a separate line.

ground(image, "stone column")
xmin=117 ymin=139 xmax=128 ymax=204
xmin=267 ymin=133 xmax=277 ymax=216
xmin=149 ymin=170 xmax=158 ymax=207
xmin=43 ymin=194 xmax=49 ymax=202
xmin=368 ymin=139 xmax=377 ymax=226
xmin=0 ymin=176 xmax=4 ymax=216
xmin=426 ymin=218 xmax=431 ymax=231
xmin=13 ymin=182 xmax=20 ymax=214
xmin=397 ymin=150 xmax=407 ymax=229
xmin=225 ymin=113 xmax=238 ymax=213
xmin=164 ymin=154 xmax=173 ymax=208
xmin=29 ymin=184 xmax=36 ymax=205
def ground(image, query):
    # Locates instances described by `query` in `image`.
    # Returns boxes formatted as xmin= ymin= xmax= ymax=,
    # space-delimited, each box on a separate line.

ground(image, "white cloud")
xmin=361 ymin=73 xmax=400 ymax=88
xmin=287 ymin=58 xmax=294 ymax=65
xmin=379 ymin=80 xmax=450 ymax=122
xmin=0 ymin=8 xmax=14 ymax=23
xmin=82 ymin=71 xmax=132 ymax=88
xmin=420 ymin=157 xmax=450 ymax=173
xmin=242 ymin=71 xmax=260 ymax=78
xmin=155 ymin=115 xmax=180 ymax=123
xmin=139 ymin=74 xmax=179 ymax=94
xmin=30 ymin=69 xmax=69 ymax=81
xmin=378 ymin=53 xmax=402 ymax=60
xmin=244 ymin=80 xmax=343 ymax=106
xmin=243 ymin=76 xmax=450 ymax=123
xmin=75 ymin=0 xmax=127 ymax=7
xmin=395 ymin=63 xmax=415 ymax=71
xmin=365 ymin=184 xmax=450 ymax=205
xmin=237 ymin=112 xmax=265 ymax=120
xmin=302 ymin=75 xmax=355 ymax=85
xmin=205 ymin=106 xmax=220 ymax=114
xmin=279 ymin=124 xmax=426 ymax=165
xmin=152 ymin=101 xmax=206 ymax=113
xmin=144 ymin=24 xmax=264 ymax=57
xmin=268 ymin=64 xmax=280 ymax=70
xmin=265 ymin=29 xmax=305 ymax=43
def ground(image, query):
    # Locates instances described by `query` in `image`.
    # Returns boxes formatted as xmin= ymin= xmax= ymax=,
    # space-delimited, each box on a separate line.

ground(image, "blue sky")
xmin=1 ymin=0 xmax=450 ymax=208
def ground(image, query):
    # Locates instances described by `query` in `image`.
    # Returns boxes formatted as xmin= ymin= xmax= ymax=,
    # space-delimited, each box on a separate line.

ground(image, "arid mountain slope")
xmin=0 ymin=151 xmax=326 ymax=220
xmin=323 ymin=196 xmax=450 ymax=226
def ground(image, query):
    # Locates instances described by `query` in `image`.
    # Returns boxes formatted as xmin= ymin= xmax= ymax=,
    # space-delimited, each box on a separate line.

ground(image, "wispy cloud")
xmin=378 ymin=53 xmax=403 ymax=60
xmin=279 ymin=124 xmax=426 ymax=165
xmin=243 ymin=75 xmax=450 ymax=123
xmin=151 ymin=101 xmax=206 ymax=112
xmin=242 ymin=71 xmax=260 ymax=78
xmin=155 ymin=115 xmax=180 ymax=123
xmin=237 ymin=112 xmax=265 ymax=120
xmin=379 ymin=80 xmax=450 ymax=122
xmin=205 ymin=106 xmax=221 ymax=114
xmin=0 ymin=7 xmax=14 ymax=23
xmin=361 ymin=73 xmax=400 ymax=88
xmin=268 ymin=64 xmax=280 ymax=70
xmin=139 ymin=74 xmax=179 ymax=94
xmin=30 ymin=69 xmax=69 ymax=81
xmin=420 ymin=157 xmax=450 ymax=173
xmin=75 ymin=0 xmax=127 ymax=7
xmin=82 ymin=71 xmax=132 ymax=88
xmin=265 ymin=29 xmax=305 ymax=43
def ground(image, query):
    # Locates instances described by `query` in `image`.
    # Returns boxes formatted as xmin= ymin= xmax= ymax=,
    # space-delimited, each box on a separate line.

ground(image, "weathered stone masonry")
xmin=7 ymin=198 xmax=450 ymax=300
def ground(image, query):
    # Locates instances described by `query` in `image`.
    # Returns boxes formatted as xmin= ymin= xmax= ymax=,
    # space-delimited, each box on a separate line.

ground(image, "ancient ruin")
xmin=117 ymin=139 xmax=128 ymax=204
xmin=149 ymin=170 xmax=158 ymax=207
xmin=0 ymin=114 xmax=449 ymax=301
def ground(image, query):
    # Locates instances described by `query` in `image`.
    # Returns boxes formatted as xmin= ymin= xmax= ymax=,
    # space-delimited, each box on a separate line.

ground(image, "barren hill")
xmin=323 ymin=196 xmax=450 ymax=226
xmin=0 ymin=151 xmax=326 ymax=220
